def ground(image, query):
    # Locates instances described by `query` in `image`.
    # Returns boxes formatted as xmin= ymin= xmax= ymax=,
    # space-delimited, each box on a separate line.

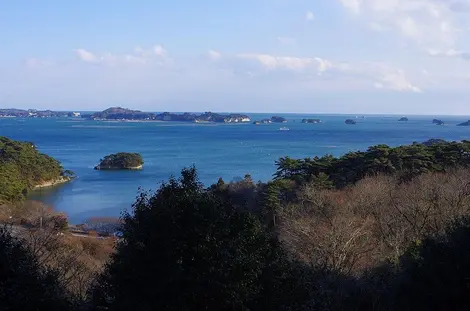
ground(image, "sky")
xmin=1 ymin=0 xmax=470 ymax=114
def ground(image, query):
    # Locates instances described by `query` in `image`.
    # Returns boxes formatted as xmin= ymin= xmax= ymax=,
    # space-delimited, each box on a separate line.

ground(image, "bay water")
xmin=1 ymin=113 xmax=469 ymax=223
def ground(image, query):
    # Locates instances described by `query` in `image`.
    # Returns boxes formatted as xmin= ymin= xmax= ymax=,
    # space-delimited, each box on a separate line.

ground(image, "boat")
xmin=279 ymin=127 xmax=290 ymax=131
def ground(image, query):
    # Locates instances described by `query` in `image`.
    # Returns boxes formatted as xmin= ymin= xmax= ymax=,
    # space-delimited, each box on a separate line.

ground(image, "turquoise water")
xmin=1 ymin=113 xmax=469 ymax=223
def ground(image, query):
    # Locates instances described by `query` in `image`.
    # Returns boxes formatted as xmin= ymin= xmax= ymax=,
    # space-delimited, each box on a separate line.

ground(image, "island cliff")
xmin=95 ymin=153 xmax=144 ymax=170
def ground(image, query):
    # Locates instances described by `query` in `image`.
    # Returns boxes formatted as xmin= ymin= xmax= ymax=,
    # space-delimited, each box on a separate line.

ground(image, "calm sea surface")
xmin=1 ymin=113 xmax=469 ymax=223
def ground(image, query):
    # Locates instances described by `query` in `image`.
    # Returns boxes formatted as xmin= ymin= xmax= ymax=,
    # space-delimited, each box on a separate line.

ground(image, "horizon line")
xmin=2 ymin=107 xmax=470 ymax=117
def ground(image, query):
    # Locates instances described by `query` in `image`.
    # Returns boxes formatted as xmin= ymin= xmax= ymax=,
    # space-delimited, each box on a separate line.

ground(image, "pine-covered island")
xmin=0 ymin=136 xmax=74 ymax=203
xmin=94 ymin=153 xmax=144 ymax=170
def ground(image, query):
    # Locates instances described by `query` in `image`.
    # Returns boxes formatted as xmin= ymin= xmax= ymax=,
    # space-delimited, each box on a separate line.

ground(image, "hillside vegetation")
xmin=275 ymin=139 xmax=470 ymax=187
xmin=0 ymin=136 xmax=71 ymax=203
xmin=4 ymin=138 xmax=470 ymax=310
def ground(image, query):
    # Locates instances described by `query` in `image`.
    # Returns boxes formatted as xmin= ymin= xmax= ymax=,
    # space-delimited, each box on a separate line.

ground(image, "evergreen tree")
xmin=91 ymin=167 xmax=297 ymax=311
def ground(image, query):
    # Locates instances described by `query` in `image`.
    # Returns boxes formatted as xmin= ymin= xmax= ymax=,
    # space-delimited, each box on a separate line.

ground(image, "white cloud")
xmin=338 ymin=0 xmax=470 ymax=49
xmin=399 ymin=17 xmax=421 ymax=38
xmin=15 ymin=44 xmax=470 ymax=113
xmin=17 ymin=47 xmax=431 ymax=114
xmin=377 ymin=70 xmax=422 ymax=92
xmin=306 ymin=11 xmax=314 ymax=21
xmin=276 ymin=36 xmax=296 ymax=45
xmin=340 ymin=0 xmax=361 ymax=13
xmin=207 ymin=49 xmax=222 ymax=60
xmin=153 ymin=45 xmax=166 ymax=57
xmin=75 ymin=49 xmax=98 ymax=63
xmin=237 ymin=53 xmax=317 ymax=71
xmin=75 ymin=45 xmax=170 ymax=66
xmin=235 ymin=52 xmax=420 ymax=92
xmin=427 ymin=48 xmax=470 ymax=60
xmin=25 ymin=58 xmax=51 ymax=68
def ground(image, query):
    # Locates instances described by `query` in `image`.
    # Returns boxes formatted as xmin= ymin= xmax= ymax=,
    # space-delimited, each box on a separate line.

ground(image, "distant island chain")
xmin=1 ymin=107 xmax=470 ymax=126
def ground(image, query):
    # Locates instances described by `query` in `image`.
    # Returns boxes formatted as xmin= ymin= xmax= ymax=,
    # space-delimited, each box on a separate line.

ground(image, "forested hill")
xmin=0 ymin=136 xmax=72 ymax=203
xmin=275 ymin=139 xmax=470 ymax=188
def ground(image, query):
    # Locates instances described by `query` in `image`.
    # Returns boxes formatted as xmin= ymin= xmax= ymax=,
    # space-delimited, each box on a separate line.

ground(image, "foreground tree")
xmin=91 ymin=167 xmax=301 ymax=311
xmin=393 ymin=216 xmax=470 ymax=310
xmin=0 ymin=227 xmax=70 ymax=311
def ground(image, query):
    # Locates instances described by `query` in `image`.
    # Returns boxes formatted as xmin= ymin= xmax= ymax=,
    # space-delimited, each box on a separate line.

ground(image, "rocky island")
xmin=83 ymin=107 xmax=155 ymax=121
xmin=432 ymin=119 xmax=445 ymax=126
xmin=345 ymin=119 xmax=357 ymax=125
xmin=253 ymin=116 xmax=287 ymax=125
xmin=83 ymin=107 xmax=251 ymax=123
xmin=270 ymin=116 xmax=287 ymax=123
xmin=398 ymin=117 xmax=409 ymax=121
xmin=95 ymin=153 xmax=144 ymax=170
xmin=302 ymin=119 xmax=321 ymax=124
xmin=0 ymin=108 xmax=78 ymax=118
xmin=457 ymin=120 xmax=470 ymax=126
xmin=191 ymin=112 xmax=251 ymax=123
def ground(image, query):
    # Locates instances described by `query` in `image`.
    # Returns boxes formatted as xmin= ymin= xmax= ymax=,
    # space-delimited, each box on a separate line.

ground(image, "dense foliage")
xmin=0 ymin=227 xmax=71 ymax=310
xmin=0 ymin=136 xmax=67 ymax=203
xmin=275 ymin=140 xmax=470 ymax=188
xmin=90 ymin=167 xmax=306 ymax=311
xmin=96 ymin=153 xmax=143 ymax=169
xmin=392 ymin=216 xmax=470 ymax=310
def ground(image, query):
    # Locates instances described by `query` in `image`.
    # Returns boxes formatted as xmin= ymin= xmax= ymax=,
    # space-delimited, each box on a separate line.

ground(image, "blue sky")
xmin=2 ymin=0 xmax=470 ymax=114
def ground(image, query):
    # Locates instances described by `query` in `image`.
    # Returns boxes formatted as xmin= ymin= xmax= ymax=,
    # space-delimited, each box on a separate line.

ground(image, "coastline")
xmin=34 ymin=176 xmax=72 ymax=189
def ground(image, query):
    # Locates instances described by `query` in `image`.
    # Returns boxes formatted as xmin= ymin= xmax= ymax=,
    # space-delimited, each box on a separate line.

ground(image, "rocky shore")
xmin=34 ymin=176 xmax=72 ymax=189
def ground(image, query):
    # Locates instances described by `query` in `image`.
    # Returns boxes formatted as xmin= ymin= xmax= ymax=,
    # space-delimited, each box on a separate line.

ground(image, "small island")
xmin=432 ymin=119 xmax=445 ymax=126
xmin=270 ymin=116 xmax=287 ymax=123
xmin=398 ymin=117 xmax=409 ymax=122
xmin=253 ymin=116 xmax=287 ymax=125
xmin=345 ymin=119 xmax=357 ymax=125
xmin=457 ymin=120 xmax=470 ymax=126
xmin=95 ymin=153 xmax=144 ymax=170
xmin=302 ymin=119 xmax=321 ymax=124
